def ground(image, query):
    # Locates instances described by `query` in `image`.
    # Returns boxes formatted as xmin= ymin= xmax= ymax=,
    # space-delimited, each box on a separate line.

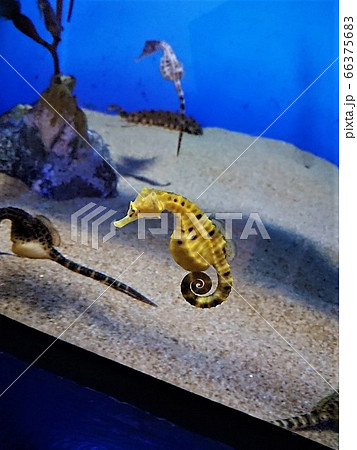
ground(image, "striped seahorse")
xmin=137 ymin=40 xmax=186 ymax=156
xmin=0 ymin=207 xmax=156 ymax=306
xmin=114 ymin=188 xmax=233 ymax=308
xmin=271 ymin=392 xmax=339 ymax=431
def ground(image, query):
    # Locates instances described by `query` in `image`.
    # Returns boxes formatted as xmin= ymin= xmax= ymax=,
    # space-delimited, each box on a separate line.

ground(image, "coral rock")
xmin=0 ymin=105 xmax=117 ymax=200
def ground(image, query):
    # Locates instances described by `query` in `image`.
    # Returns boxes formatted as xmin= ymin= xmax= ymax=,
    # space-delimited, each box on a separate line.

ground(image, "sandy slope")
xmin=0 ymin=111 xmax=338 ymax=448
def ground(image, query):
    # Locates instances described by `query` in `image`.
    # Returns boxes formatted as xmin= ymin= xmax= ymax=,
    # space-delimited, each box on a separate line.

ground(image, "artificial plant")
xmin=0 ymin=0 xmax=75 ymax=75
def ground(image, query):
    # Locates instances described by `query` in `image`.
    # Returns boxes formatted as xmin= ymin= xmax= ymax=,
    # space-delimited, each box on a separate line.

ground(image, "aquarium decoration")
xmin=0 ymin=0 xmax=118 ymax=200
xmin=108 ymin=105 xmax=203 ymax=136
xmin=271 ymin=392 xmax=339 ymax=432
xmin=0 ymin=0 xmax=62 ymax=74
xmin=137 ymin=40 xmax=186 ymax=156
xmin=114 ymin=188 xmax=233 ymax=308
xmin=0 ymin=207 xmax=156 ymax=306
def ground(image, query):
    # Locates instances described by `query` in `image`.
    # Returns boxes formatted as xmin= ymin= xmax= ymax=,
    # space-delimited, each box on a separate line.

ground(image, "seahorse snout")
xmin=114 ymin=216 xmax=136 ymax=228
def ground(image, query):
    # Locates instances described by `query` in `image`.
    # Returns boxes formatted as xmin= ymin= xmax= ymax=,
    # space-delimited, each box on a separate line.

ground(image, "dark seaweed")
xmin=0 ymin=0 xmax=74 ymax=75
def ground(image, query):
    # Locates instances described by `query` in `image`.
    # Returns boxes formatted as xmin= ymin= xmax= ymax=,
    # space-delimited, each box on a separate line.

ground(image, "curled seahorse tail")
xmin=181 ymin=270 xmax=232 ymax=308
xmin=49 ymin=248 xmax=156 ymax=306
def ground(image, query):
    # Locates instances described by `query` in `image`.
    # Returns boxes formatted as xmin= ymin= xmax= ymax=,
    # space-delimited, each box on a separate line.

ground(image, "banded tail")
xmin=271 ymin=392 xmax=339 ymax=431
xmin=49 ymin=248 xmax=156 ymax=306
xmin=0 ymin=207 xmax=156 ymax=306
xmin=173 ymin=79 xmax=185 ymax=156
xmin=109 ymin=105 xmax=202 ymax=135
xmin=180 ymin=267 xmax=232 ymax=308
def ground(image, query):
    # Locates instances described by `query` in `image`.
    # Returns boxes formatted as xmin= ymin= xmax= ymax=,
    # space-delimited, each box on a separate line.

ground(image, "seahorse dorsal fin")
xmin=211 ymin=218 xmax=236 ymax=262
xmin=35 ymin=214 xmax=61 ymax=247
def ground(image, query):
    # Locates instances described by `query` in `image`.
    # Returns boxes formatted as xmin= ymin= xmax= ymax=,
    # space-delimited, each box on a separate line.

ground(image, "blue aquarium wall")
xmin=0 ymin=0 xmax=338 ymax=164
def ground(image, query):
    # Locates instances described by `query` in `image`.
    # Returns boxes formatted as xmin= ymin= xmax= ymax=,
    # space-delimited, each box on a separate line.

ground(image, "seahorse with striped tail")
xmin=137 ymin=40 xmax=186 ymax=156
xmin=114 ymin=188 xmax=234 ymax=308
xmin=0 ymin=207 xmax=155 ymax=306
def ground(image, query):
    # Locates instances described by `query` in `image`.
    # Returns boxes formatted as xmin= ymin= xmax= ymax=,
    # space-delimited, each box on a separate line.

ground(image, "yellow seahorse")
xmin=114 ymin=188 xmax=233 ymax=308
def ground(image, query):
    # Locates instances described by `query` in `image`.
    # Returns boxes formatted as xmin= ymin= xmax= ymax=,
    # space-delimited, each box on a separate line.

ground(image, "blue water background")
xmin=0 ymin=1 xmax=338 ymax=164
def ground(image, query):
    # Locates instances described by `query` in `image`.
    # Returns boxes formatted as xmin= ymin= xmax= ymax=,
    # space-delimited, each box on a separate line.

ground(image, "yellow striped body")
xmin=114 ymin=188 xmax=233 ymax=308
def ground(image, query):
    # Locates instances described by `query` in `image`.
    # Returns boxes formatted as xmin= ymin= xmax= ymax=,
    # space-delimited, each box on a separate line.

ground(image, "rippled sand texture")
xmin=0 ymin=111 xmax=338 ymax=448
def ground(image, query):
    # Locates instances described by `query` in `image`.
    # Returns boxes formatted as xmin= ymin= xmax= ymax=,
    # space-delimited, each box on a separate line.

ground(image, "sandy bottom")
xmin=0 ymin=111 xmax=338 ymax=448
